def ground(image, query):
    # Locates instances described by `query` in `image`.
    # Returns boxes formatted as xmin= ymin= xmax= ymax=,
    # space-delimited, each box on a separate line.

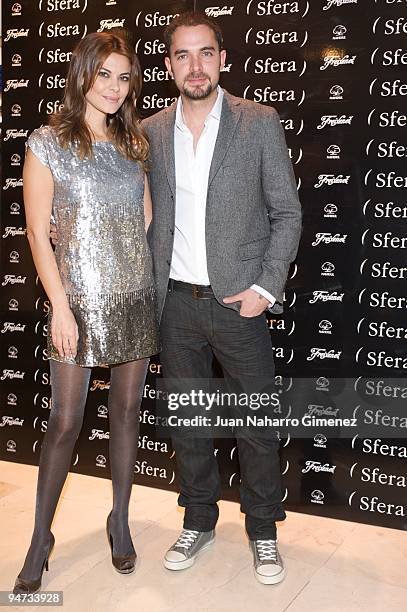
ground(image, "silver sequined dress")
xmin=27 ymin=126 xmax=160 ymax=367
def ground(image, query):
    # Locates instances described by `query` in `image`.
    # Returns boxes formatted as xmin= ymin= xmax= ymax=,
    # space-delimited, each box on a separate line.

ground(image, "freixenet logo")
xmin=205 ymin=6 xmax=234 ymax=17
xmin=90 ymin=379 xmax=110 ymax=391
xmin=321 ymin=54 xmax=356 ymax=71
xmin=4 ymin=129 xmax=29 ymax=141
xmin=4 ymin=79 xmax=29 ymax=92
xmin=1 ymin=369 xmax=25 ymax=380
xmin=306 ymin=404 xmax=339 ymax=417
xmin=317 ymin=115 xmax=353 ymax=129
xmin=89 ymin=429 xmax=110 ymax=441
xmin=307 ymin=348 xmax=342 ymax=361
xmin=323 ymin=0 xmax=358 ymax=10
xmin=1 ymin=322 xmax=26 ymax=333
xmin=4 ymin=28 xmax=29 ymax=41
xmin=309 ymin=291 xmax=344 ymax=304
xmin=9 ymin=251 xmax=20 ymax=264
xmin=97 ymin=18 xmax=125 ymax=31
xmin=3 ymin=226 xmax=27 ymax=238
xmin=312 ymin=232 xmax=348 ymax=246
xmin=302 ymin=461 xmax=336 ymax=474
xmin=314 ymin=174 xmax=350 ymax=188
xmin=3 ymin=179 xmax=24 ymax=190
xmin=1 ymin=275 xmax=27 ymax=286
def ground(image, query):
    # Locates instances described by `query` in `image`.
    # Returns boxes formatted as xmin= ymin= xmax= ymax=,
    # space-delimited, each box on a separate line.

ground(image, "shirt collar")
xmin=175 ymin=86 xmax=224 ymax=131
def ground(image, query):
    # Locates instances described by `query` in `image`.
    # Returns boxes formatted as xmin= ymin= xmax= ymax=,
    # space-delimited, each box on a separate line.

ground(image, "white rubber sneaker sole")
xmin=163 ymin=536 xmax=215 ymax=571
xmin=254 ymin=566 xmax=286 ymax=585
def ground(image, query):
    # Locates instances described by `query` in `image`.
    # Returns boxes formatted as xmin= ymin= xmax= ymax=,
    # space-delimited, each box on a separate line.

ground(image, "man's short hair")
xmin=163 ymin=11 xmax=224 ymax=53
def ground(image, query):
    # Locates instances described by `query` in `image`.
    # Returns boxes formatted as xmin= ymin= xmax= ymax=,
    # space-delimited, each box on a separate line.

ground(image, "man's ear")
xmin=220 ymin=49 xmax=227 ymax=71
xmin=164 ymin=56 xmax=174 ymax=79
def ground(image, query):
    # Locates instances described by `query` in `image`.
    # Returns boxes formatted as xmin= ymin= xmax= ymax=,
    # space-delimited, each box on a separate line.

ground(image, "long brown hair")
xmin=49 ymin=31 xmax=148 ymax=164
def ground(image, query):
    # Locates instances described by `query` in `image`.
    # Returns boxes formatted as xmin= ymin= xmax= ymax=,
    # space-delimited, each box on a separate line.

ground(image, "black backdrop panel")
xmin=1 ymin=0 xmax=407 ymax=531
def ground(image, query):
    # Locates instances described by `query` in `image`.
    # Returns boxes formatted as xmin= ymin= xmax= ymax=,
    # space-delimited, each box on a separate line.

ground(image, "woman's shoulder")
xmin=26 ymin=125 xmax=58 ymax=168
xmin=28 ymin=124 xmax=56 ymax=144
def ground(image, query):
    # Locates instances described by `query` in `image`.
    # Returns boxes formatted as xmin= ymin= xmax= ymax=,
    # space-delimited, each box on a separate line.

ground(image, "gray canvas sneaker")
xmin=164 ymin=529 xmax=215 ymax=570
xmin=249 ymin=539 xmax=286 ymax=585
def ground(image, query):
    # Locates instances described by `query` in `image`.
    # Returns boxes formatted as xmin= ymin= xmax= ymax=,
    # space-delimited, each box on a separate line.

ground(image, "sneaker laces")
xmin=256 ymin=539 xmax=278 ymax=562
xmin=174 ymin=529 xmax=200 ymax=550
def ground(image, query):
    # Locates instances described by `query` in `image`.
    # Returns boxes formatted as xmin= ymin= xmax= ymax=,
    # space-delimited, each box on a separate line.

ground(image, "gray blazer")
xmin=143 ymin=89 xmax=302 ymax=320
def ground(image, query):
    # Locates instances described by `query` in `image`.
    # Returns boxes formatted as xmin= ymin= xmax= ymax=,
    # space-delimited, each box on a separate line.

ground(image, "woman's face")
xmin=85 ymin=52 xmax=131 ymax=117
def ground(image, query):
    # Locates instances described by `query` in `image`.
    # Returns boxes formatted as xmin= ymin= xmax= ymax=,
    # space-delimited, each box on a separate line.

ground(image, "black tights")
xmin=18 ymin=358 xmax=148 ymax=581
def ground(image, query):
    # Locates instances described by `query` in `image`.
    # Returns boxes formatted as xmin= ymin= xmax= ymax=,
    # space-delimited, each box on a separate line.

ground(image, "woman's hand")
xmin=50 ymin=223 xmax=58 ymax=246
xmin=51 ymin=305 xmax=79 ymax=359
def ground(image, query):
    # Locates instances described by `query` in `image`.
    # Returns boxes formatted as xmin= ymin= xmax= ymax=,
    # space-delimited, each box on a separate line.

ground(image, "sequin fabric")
xmin=27 ymin=126 xmax=160 ymax=367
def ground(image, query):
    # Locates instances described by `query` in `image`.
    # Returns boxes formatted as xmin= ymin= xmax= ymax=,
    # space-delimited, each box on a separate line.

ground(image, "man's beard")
xmin=181 ymin=73 xmax=214 ymax=100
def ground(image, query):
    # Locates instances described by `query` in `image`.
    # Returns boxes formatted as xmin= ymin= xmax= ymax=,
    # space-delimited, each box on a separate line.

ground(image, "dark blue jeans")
xmin=160 ymin=286 xmax=286 ymax=540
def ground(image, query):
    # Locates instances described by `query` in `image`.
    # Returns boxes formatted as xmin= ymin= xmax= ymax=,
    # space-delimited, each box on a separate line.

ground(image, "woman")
xmin=13 ymin=31 xmax=160 ymax=594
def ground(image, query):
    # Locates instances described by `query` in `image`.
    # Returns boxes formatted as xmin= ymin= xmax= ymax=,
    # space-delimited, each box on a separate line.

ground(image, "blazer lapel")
xmin=208 ymin=91 xmax=242 ymax=187
xmin=160 ymin=104 xmax=176 ymax=197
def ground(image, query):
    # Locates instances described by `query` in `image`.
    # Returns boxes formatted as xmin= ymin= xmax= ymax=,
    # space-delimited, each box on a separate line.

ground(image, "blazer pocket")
xmin=239 ymin=236 xmax=269 ymax=261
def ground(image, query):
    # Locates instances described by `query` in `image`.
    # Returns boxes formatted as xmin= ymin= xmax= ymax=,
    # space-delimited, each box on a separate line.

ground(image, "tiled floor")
xmin=1 ymin=460 xmax=406 ymax=611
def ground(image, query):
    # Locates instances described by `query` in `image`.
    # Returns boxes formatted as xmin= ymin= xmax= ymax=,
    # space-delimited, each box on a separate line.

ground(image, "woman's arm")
xmin=143 ymin=172 xmax=153 ymax=232
xmin=23 ymin=149 xmax=78 ymax=359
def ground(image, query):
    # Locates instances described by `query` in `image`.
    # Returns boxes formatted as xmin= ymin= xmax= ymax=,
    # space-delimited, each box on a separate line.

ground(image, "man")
xmin=143 ymin=12 xmax=302 ymax=585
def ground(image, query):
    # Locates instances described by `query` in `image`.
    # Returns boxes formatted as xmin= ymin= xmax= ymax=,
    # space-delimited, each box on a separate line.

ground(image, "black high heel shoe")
xmin=13 ymin=532 xmax=55 ymax=594
xmin=106 ymin=512 xmax=136 ymax=574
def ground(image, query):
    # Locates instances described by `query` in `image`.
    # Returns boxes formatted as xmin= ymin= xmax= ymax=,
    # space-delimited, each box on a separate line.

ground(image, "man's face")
xmin=165 ymin=25 xmax=226 ymax=100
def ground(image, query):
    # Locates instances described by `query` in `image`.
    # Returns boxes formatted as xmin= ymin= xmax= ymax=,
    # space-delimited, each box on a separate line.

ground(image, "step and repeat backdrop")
xmin=1 ymin=0 xmax=406 ymax=531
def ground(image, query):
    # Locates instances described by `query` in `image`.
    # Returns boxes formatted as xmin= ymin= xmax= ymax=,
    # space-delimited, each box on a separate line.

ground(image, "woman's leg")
xmin=107 ymin=358 xmax=149 ymax=555
xmin=17 ymin=360 xmax=91 ymax=581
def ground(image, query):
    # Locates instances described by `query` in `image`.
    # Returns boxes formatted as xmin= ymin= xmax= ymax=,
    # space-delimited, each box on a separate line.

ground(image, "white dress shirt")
xmin=170 ymin=86 xmax=275 ymax=307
